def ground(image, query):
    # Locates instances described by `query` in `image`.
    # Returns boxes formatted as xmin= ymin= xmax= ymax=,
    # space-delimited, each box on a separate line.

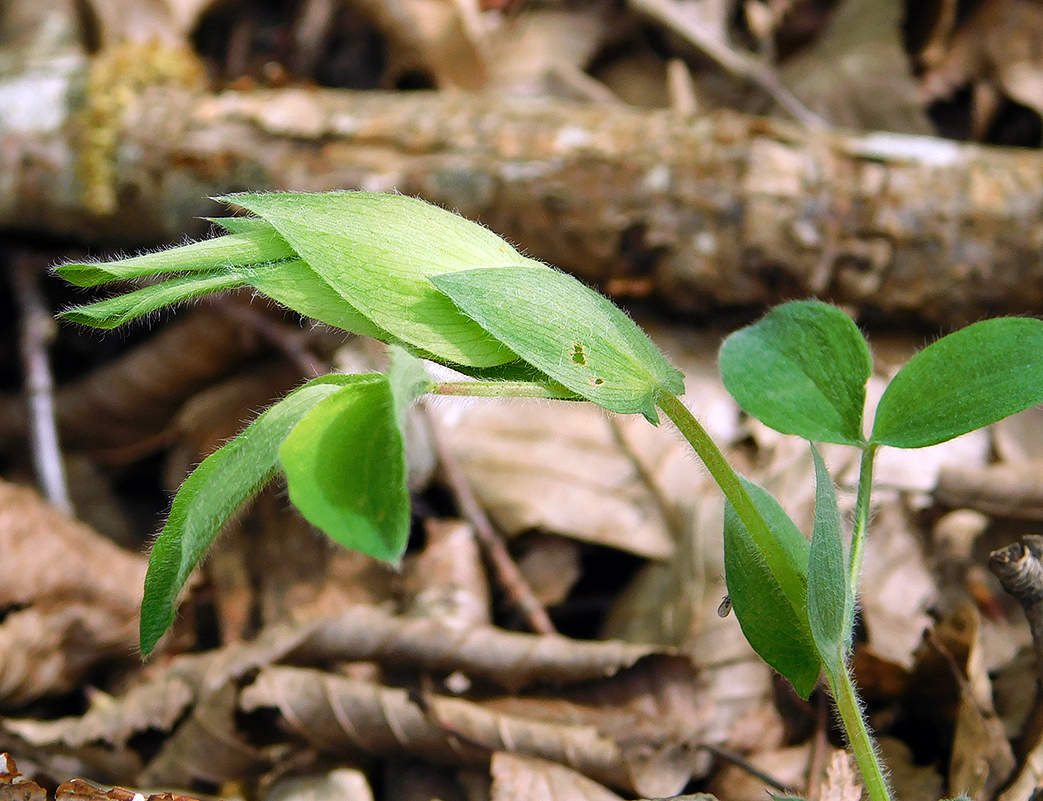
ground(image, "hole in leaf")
xmin=572 ymin=343 xmax=587 ymax=365
xmin=590 ymin=376 xmax=604 ymax=386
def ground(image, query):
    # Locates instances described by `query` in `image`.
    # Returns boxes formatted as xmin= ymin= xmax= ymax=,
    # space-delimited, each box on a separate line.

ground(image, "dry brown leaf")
xmin=818 ymin=749 xmax=862 ymax=801
xmin=0 ymin=479 xmax=146 ymax=705
xmin=2 ymin=679 xmax=194 ymax=780
xmin=707 ymin=743 xmax=809 ymax=801
xmin=490 ymin=753 xmax=624 ymax=801
xmin=264 ymin=768 xmax=374 ymax=801
xmin=292 ymin=605 xmax=664 ymax=692
xmin=782 ymin=0 xmax=933 ymax=133
xmin=920 ymin=0 xmax=1043 ymax=138
xmin=240 ymin=664 xmax=679 ymax=795
xmin=139 ymin=683 xmax=267 ymax=788
xmin=875 ymin=738 xmax=944 ymax=801
xmin=403 ymin=518 xmax=490 ymax=629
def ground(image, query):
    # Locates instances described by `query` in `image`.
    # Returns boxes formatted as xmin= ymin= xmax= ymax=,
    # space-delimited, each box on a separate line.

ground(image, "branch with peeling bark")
xmin=7 ymin=53 xmax=1043 ymax=326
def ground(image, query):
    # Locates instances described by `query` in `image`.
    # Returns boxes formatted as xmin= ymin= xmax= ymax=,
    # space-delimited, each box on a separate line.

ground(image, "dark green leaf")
xmin=432 ymin=266 xmax=684 ymax=422
xmin=140 ymin=374 xmax=363 ymax=655
xmin=807 ymin=446 xmax=850 ymax=668
xmin=61 ymin=271 xmax=247 ymax=329
xmin=872 ymin=317 xmax=1043 ymax=448
xmin=719 ymin=301 xmax=871 ymax=446
xmin=279 ymin=376 xmax=410 ymax=565
xmin=723 ymin=478 xmax=820 ymax=698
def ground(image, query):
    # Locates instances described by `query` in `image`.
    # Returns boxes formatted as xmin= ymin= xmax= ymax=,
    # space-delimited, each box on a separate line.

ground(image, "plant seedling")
xmin=57 ymin=191 xmax=1043 ymax=801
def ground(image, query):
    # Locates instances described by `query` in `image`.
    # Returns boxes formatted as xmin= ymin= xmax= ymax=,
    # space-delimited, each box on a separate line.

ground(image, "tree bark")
xmin=6 ymin=62 xmax=1043 ymax=325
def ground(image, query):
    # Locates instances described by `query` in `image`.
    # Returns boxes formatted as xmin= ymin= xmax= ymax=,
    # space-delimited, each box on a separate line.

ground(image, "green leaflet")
xmin=278 ymin=376 xmax=413 ymax=566
xmin=723 ymin=478 xmax=820 ymax=699
xmin=61 ymin=271 xmax=247 ymax=329
xmin=720 ymin=301 xmax=871 ymax=446
xmin=140 ymin=374 xmax=366 ymax=656
xmin=222 ymin=192 xmax=528 ymax=368
xmin=432 ymin=266 xmax=684 ymax=423
xmin=807 ymin=446 xmax=851 ymax=669
xmin=872 ymin=317 xmax=1043 ymax=448
xmin=56 ymin=228 xmax=295 ymax=287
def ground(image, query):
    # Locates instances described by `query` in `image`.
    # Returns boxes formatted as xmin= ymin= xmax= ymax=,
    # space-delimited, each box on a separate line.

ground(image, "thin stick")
xmin=12 ymin=256 xmax=72 ymax=514
xmin=421 ymin=402 xmax=557 ymax=635
xmin=990 ymin=535 xmax=1043 ymax=683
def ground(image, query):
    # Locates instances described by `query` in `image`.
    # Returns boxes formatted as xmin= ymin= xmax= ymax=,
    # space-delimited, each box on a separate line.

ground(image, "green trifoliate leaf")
xmin=723 ymin=478 xmax=820 ymax=699
xmin=279 ymin=376 xmax=410 ymax=566
xmin=140 ymin=374 xmax=363 ymax=656
xmin=221 ymin=192 xmax=529 ymax=368
xmin=720 ymin=301 xmax=871 ymax=446
xmin=55 ymin=228 xmax=294 ymax=287
xmin=431 ymin=266 xmax=684 ymax=423
xmin=872 ymin=317 xmax=1043 ymax=449
xmin=807 ymin=446 xmax=851 ymax=669
xmin=61 ymin=271 xmax=247 ymax=329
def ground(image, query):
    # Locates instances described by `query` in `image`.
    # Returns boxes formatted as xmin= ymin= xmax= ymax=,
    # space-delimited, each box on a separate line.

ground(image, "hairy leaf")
xmin=140 ymin=374 xmax=366 ymax=655
xmin=807 ymin=446 xmax=850 ymax=668
xmin=279 ymin=376 xmax=410 ymax=565
xmin=720 ymin=301 xmax=871 ymax=446
xmin=432 ymin=266 xmax=684 ymax=423
xmin=222 ymin=192 xmax=529 ymax=368
xmin=61 ymin=271 xmax=247 ymax=329
xmin=872 ymin=317 xmax=1043 ymax=448
xmin=723 ymin=478 xmax=820 ymax=699
xmin=56 ymin=229 xmax=294 ymax=287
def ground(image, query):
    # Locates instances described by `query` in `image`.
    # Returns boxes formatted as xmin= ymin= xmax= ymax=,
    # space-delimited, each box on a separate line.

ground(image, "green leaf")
xmin=807 ymin=446 xmax=850 ymax=668
xmin=221 ymin=192 xmax=528 ymax=368
xmin=431 ymin=266 xmax=685 ymax=422
xmin=279 ymin=376 xmax=410 ymax=565
xmin=723 ymin=478 xmax=820 ymax=698
xmin=61 ymin=271 xmax=247 ymax=329
xmin=872 ymin=317 xmax=1043 ymax=448
xmin=140 ymin=374 xmax=363 ymax=656
xmin=719 ymin=301 xmax=871 ymax=446
xmin=387 ymin=345 xmax=435 ymax=420
xmin=55 ymin=229 xmax=294 ymax=287
xmin=236 ymin=259 xmax=393 ymax=341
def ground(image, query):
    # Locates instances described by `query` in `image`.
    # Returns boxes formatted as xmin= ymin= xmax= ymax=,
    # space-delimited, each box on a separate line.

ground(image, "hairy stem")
xmin=849 ymin=444 xmax=878 ymax=619
xmin=828 ymin=665 xmax=892 ymax=801
xmin=657 ymin=393 xmax=806 ymax=616
xmin=435 ymin=380 xmax=577 ymax=399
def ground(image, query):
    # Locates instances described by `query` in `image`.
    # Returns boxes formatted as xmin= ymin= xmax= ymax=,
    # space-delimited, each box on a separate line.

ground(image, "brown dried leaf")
xmin=490 ymin=753 xmax=624 ymax=801
xmin=240 ymin=665 xmax=642 ymax=793
xmin=402 ymin=519 xmax=491 ymax=629
xmin=818 ymin=750 xmax=862 ymax=801
xmin=292 ymin=606 xmax=663 ymax=692
xmin=0 ymin=479 xmax=146 ymax=704
xmin=3 ymin=679 xmax=194 ymax=780
xmin=82 ymin=0 xmax=223 ymax=45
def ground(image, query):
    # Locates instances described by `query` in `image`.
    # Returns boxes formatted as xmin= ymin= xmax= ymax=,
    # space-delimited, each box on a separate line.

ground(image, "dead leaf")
xmin=402 ymin=518 xmax=491 ymax=629
xmin=82 ymin=0 xmax=223 ymax=46
xmin=490 ymin=753 xmax=624 ymax=801
xmin=0 ymin=479 xmax=146 ymax=705
xmin=818 ymin=749 xmax=862 ymax=801
xmin=263 ymin=768 xmax=374 ymax=801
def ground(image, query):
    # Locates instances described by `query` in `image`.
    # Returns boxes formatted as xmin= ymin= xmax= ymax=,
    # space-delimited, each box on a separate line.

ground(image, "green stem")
xmin=828 ymin=665 xmax=892 ymax=801
xmin=657 ymin=393 xmax=806 ymax=616
xmin=435 ymin=380 xmax=578 ymax=400
xmin=849 ymin=444 xmax=878 ymax=616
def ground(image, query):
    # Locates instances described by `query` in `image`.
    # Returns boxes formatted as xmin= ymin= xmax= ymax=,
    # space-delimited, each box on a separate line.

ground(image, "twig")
xmin=989 ymin=535 xmax=1043 ymax=684
xmin=10 ymin=255 xmax=72 ymax=515
xmin=696 ymin=742 xmax=801 ymax=796
xmin=627 ymin=0 xmax=825 ymax=128
xmin=421 ymin=402 xmax=557 ymax=635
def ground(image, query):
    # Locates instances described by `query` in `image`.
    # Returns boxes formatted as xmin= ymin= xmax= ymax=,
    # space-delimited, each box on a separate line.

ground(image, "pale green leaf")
xmin=140 ymin=374 xmax=365 ymax=655
xmin=807 ymin=446 xmax=850 ymax=668
xmin=872 ymin=317 xmax=1043 ymax=448
xmin=61 ymin=271 xmax=247 ymax=329
xmin=56 ymin=229 xmax=294 ymax=287
xmin=221 ymin=192 xmax=528 ymax=368
xmin=720 ymin=301 xmax=871 ymax=446
xmin=279 ymin=377 xmax=410 ymax=565
xmin=432 ymin=266 xmax=684 ymax=422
